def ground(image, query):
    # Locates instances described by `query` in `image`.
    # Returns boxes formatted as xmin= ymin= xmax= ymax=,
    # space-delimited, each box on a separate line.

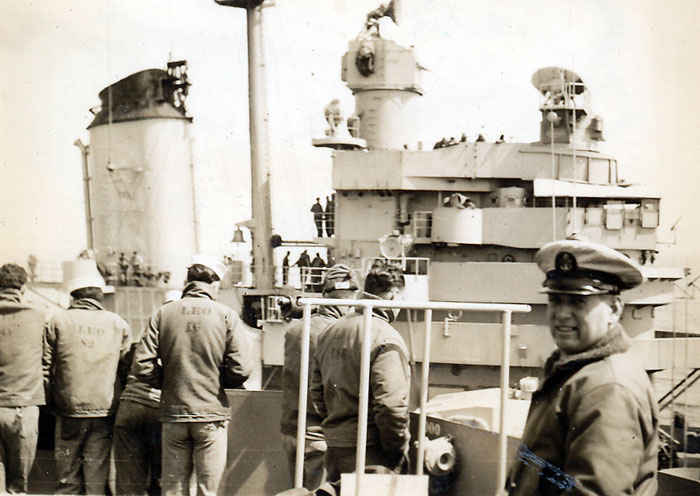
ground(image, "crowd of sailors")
xmin=0 ymin=255 xmax=245 ymax=495
xmin=432 ymin=133 xmax=506 ymax=149
xmin=0 ymin=237 xmax=660 ymax=495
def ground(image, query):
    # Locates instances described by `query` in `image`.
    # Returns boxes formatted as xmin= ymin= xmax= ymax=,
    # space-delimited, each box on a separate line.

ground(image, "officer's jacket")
xmin=43 ymin=297 xmax=132 ymax=417
xmin=0 ymin=289 xmax=47 ymax=407
xmin=506 ymin=325 xmax=658 ymax=495
xmin=280 ymin=305 xmax=344 ymax=438
xmin=132 ymin=281 xmax=252 ymax=422
xmin=310 ymin=307 xmax=410 ymax=457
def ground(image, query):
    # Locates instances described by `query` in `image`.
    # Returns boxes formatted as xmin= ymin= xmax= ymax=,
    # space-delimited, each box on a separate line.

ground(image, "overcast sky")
xmin=1 ymin=0 xmax=698 ymax=272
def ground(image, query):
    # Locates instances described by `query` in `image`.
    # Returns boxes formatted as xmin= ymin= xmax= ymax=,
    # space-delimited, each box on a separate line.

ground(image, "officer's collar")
xmin=544 ymin=324 xmax=630 ymax=377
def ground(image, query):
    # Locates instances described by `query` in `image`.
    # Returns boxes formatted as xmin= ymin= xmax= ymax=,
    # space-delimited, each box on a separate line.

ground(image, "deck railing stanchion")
xmin=415 ymin=308 xmax=433 ymax=475
xmin=294 ymin=303 xmax=312 ymax=488
xmin=355 ymin=305 xmax=374 ymax=496
xmin=497 ymin=310 xmax=512 ymax=493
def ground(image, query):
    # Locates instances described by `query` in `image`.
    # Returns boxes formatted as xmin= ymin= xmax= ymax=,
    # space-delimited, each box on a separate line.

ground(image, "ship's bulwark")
xmin=30 ymin=390 xmax=291 ymax=494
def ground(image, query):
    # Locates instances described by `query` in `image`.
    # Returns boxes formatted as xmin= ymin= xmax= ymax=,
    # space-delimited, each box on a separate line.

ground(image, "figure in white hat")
xmin=44 ymin=258 xmax=132 ymax=494
xmin=506 ymin=239 xmax=658 ymax=495
xmin=131 ymin=254 xmax=252 ymax=495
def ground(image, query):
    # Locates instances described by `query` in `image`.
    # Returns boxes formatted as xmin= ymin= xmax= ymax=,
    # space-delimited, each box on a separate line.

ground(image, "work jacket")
xmin=506 ymin=325 xmax=658 ymax=495
xmin=280 ymin=305 xmax=345 ymax=439
xmin=44 ymin=298 xmax=132 ymax=417
xmin=310 ymin=307 xmax=410 ymax=460
xmin=0 ymin=289 xmax=47 ymax=407
xmin=120 ymin=327 xmax=161 ymax=410
xmin=132 ymin=281 xmax=252 ymax=422
xmin=120 ymin=362 xmax=161 ymax=409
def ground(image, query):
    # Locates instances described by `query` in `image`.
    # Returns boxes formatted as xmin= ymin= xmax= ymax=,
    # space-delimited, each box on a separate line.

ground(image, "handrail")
xmin=294 ymin=297 xmax=531 ymax=495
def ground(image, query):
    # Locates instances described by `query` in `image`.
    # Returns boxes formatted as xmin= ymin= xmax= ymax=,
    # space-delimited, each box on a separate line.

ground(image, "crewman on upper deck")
xmin=0 ymin=264 xmax=47 ymax=494
xmin=324 ymin=195 xmax=335 ymax=237
xmin=280 ymin=264 xmax=359 ymax=490
xmin=311 ymin=198 xmax=325 ymax=238
xmin=506 ymin=238 xmax=659 ymax=495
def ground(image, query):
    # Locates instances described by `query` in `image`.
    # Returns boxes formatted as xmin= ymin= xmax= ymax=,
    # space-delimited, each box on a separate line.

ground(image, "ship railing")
xmin=362 ymin=256 xmax=430 ymax=276
xmin=294 ymin=297 xmax=531 ymax=495
xmin=412 ymin=211 xmax=433 ymax=240
xmin=261 ymin=295 xmax=285 ymax=322
xmin=299 ymin=266 xmax=331 ymax=292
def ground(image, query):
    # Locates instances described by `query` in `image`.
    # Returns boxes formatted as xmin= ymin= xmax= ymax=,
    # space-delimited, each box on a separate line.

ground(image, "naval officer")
xmin=506 ymin=238 xmax=659 ymax=495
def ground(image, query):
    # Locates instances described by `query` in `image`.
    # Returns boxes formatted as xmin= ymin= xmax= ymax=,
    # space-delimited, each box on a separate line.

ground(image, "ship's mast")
xmin=393 ymin=0 xmax=402 ymax=25
xmin=216 ymin=0 xmax=274 ymax=290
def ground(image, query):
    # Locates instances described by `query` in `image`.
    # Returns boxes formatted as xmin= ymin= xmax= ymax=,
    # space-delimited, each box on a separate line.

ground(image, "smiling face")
xmin=546 ymin=293 xmax=623 ymax=354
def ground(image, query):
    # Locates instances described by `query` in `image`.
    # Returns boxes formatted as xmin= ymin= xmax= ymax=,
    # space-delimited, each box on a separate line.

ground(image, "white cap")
xmin=519 ymin=376 xmax=539 ymax=393
xmin=191 ymin=254 xmax=227 ymax=281
xmin=163 ymin=289 xmax=182 ymax=304
xmin=62 ymin=259 xmax=113 ymax=294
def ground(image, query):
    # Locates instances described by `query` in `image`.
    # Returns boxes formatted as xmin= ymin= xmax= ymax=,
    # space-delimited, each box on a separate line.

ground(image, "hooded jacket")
xmin=43 ymin=297 xmax=132 ymax=417
xmin=132 ymin=281 xmax=252 ymax=422
xmin=506 ymin=325 xmax=658 ymax=495
xmin=0 ymin=289 xmax=47 ymax=407
xmin=280 ymin=304 xmax=345 ymax=438
xmin=310 ymin=307 xmax=410 ymax=459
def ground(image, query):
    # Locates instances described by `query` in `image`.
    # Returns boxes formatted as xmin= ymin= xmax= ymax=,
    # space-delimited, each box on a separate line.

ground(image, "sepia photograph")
xmin=1 ymin=0 xmax=699 ymax=494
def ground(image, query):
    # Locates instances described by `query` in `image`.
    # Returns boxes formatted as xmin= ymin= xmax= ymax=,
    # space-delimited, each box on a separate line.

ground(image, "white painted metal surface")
xmin=89 ymin=119 xmax=197 ymax=285
xmin=533 ymin=178 xmax=660 ymax=199
xmin=294 ymin=303 xmax=312 ymax=488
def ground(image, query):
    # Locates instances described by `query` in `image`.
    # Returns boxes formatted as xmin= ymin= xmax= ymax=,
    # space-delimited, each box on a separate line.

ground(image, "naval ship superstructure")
xmin=291 ymin=9 xmax=699 ymax=493
xmin=304 ymin=10 xmax=690 ymax=396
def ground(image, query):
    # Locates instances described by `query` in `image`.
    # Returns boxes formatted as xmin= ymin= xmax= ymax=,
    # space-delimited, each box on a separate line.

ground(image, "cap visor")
xmin=539 ymin=287 xmax=610 ymax=296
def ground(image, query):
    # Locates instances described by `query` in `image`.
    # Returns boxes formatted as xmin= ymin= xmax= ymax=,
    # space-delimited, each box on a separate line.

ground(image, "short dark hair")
xmin=0 ymin=264 xmax=28 ymax=289
xmin=70 ymin=286 xmax=104 ymax=302
xmin=364 ymin=262 xmax=405 ymax=297
xmin=187 ymin=263 xmax=220 ymax=284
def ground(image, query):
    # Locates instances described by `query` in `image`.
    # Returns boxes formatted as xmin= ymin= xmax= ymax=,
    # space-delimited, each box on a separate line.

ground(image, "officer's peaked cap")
xmin=535 ymin=238 xmax=644 ymax=295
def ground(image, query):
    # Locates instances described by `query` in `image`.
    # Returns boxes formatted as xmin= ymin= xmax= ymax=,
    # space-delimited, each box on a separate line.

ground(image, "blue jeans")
xmin=114 ymin=400 xmax=162 ymax=495
xmin=0 ymin=406 xmax=39 ymax=494
xmin=54 ymin=416 xmax=113 ymax=495
xmin=161 ymin=421 xmax=228 ymax=496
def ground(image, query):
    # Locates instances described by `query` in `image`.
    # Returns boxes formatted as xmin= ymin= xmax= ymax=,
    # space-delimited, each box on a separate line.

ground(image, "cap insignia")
xmin=555 ymin=251 xmax=577 ymax=273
